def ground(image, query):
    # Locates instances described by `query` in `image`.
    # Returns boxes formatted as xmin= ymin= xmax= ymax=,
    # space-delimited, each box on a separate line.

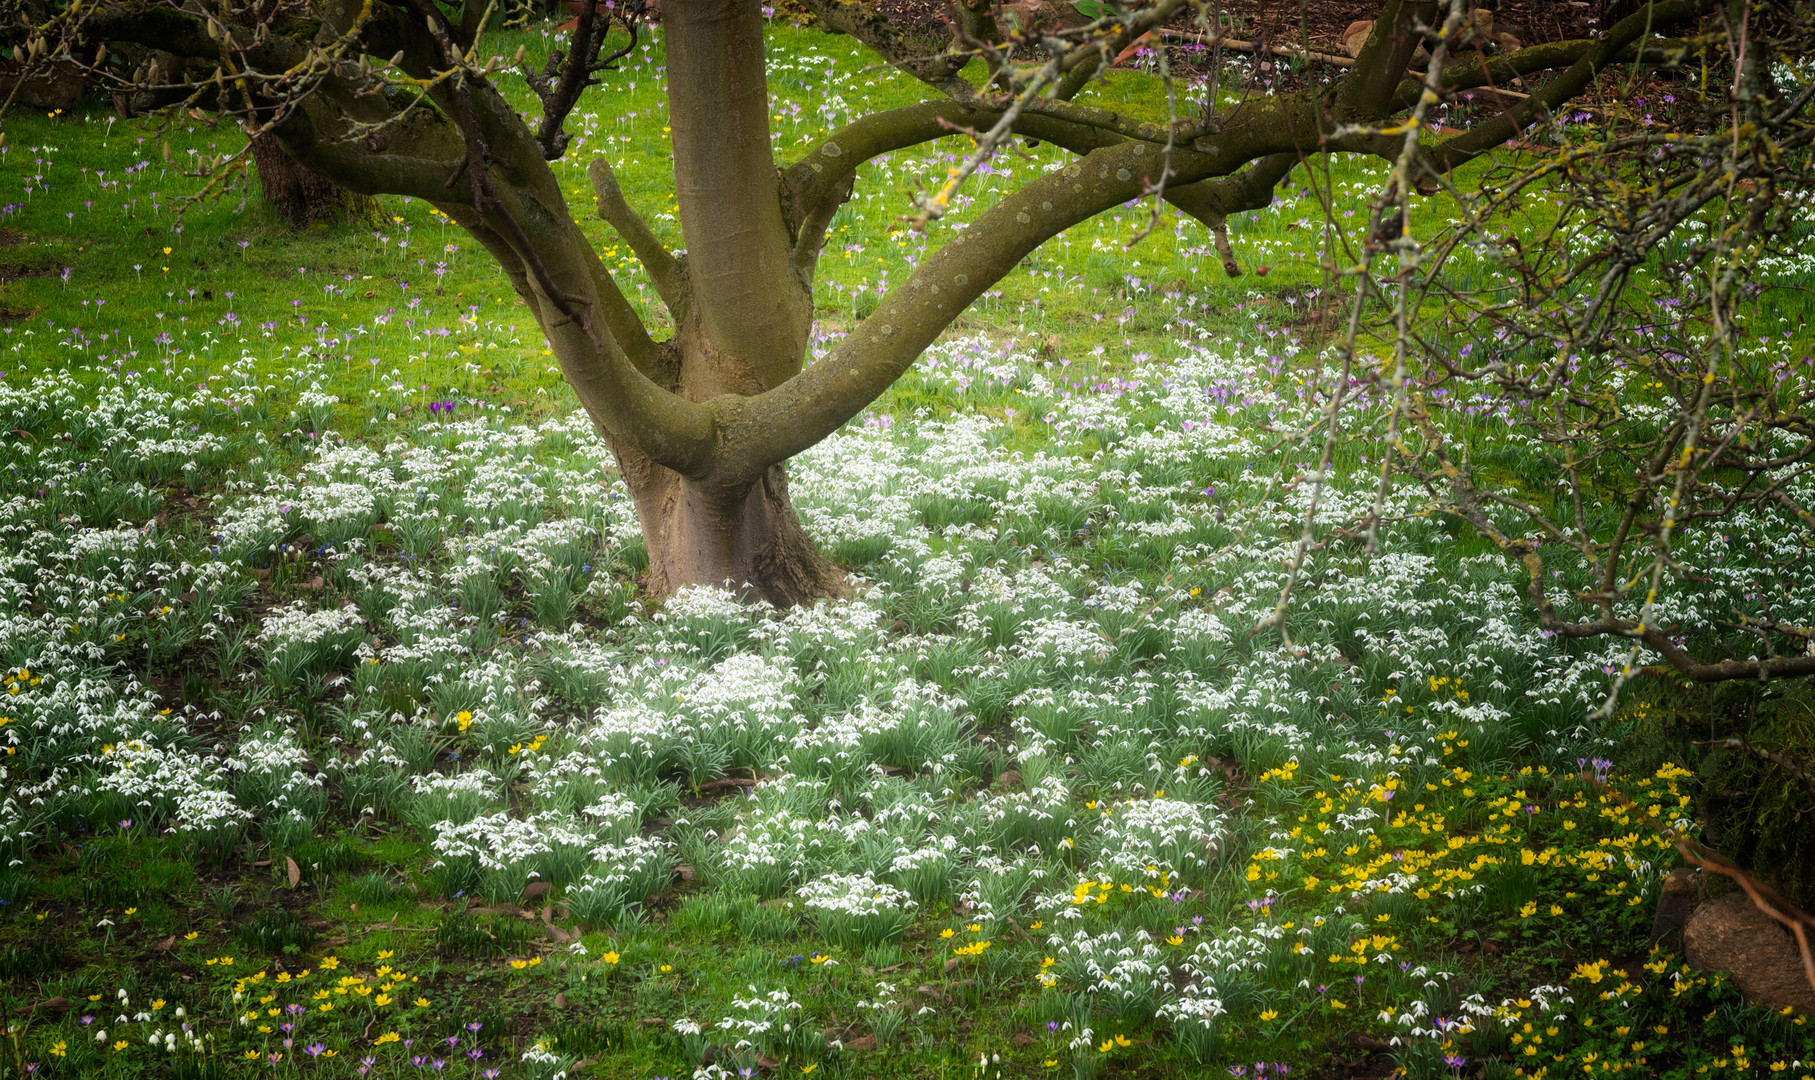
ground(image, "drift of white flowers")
xmin=12 ymin=312 xmax=1797 ymax=1049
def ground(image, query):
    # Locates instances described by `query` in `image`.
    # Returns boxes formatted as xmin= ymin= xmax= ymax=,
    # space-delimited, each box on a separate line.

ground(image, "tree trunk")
xmin=614 ymin=443 xmax=845 ymax=607
xmin=251 ymin=132 xmax=381 ymax=229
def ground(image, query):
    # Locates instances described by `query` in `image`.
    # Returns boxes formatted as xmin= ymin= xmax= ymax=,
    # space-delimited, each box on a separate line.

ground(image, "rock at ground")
xmin=1683 ymin=891 xmax=1815 ymax=1016
xmin=1650 ymin=866 xmax=1700 ymax=947
xmin=0 ymin=61 xmax=88 ymax=111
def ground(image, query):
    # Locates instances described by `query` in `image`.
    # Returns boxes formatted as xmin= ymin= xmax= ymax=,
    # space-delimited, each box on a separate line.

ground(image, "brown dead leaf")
xmin=845 ymin=1035 xmax=878 ymax=1051
xmin=153 ymin=935 xmax=177 ymax=952
xmin=521 ymin=880 xmax=551 ymax=904
xmin=285 ymin=856 xmax=301 ymax=888
xmin=554 ymin=993 xmax=568 ymax=1008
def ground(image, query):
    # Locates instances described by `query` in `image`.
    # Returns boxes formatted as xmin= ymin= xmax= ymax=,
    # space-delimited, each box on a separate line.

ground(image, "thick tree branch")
xmin=1334 ymin=0 xmax=1434 ymax=122
xmin=1164 ymin=153 xmax=1299 ymax=275
xmin=589 ymin=158 xmax=684 ymax=313
xmin=732 ymin=124 xmax=1309 ymax=476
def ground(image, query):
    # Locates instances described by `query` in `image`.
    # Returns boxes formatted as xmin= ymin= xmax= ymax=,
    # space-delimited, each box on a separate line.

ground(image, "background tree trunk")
xmin=250 ymin=132 xmax=382 ymax=229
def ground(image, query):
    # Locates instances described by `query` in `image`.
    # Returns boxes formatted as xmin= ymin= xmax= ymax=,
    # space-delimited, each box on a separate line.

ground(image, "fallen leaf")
xmin=521 ymin=880 xmax=551 ymax=904
xmin=153 ymin=935 xmax=177 ymax=952
xmin=846 ymin=1035 xmax=877 ymax=1051
xmin=285 ymin=856 xmax=301 ymax=888
xmin=553 ymin=993 xmax=568 ymax=1008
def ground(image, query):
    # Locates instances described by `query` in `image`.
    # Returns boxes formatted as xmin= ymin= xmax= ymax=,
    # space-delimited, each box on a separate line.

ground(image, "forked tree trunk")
xmin=615 ymin=445 xmax=846 ymax=607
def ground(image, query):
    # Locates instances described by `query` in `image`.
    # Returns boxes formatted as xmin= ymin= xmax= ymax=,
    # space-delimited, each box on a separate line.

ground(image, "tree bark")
xmin=614 ymin=441 xmax=845 ymax=607
xmin=251 ymin=132 xmax=382 ymax=229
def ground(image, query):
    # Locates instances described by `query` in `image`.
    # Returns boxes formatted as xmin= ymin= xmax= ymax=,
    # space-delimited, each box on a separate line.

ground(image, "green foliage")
xmin=1704 ymin=690 xmax=1815 ymax=911
xmin=237 ymin=909 xmax=317 ymax=955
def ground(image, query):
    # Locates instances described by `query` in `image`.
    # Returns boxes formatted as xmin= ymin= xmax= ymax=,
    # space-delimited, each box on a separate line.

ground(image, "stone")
xmin=1683 ymin=891 xmax=1815 ymax=1016
xmin=0 ymin=61 xmax=88 ymax=112
xmin=1649 ymin=867 xmax=1700 ymax=948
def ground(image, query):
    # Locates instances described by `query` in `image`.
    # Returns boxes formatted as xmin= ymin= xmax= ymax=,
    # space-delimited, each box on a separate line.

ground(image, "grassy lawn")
xmin=2 ymin=15 xmax=1813 ymax=1080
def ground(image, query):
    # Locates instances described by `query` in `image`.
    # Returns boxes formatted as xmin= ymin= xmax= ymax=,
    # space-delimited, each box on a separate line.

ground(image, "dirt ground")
xmin=864 ymin=0 xmax=1605 ymax=52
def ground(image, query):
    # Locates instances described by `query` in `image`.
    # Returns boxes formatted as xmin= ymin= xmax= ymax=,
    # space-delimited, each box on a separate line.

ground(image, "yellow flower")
xmin=801 ymin=1066 xmax=817 ymax=1075
xmin=1330 ymin=999 xmax=1348 ymax=1010
xmin=151 ymin=999 xmax=165 ymax=1010
xmin=124 ymin=907 xmax=138 ymax=915
xmin=375 ymin=1032 xmax=400 ymax=1045
xmin=602 ymin=951 xmax=620 ymax=965
xmin=113 ymin=1040 xmax=129 ymax=1052
xmin=1166 ymin=935 xmax=1184 ymax=946
xmin=659 ymin=964 xmax=673 ymax=973
xmin=1260 ymin=1009 xmax=1280 ymax=1021
xmin=1114 ymin=1035 xmax=1132 ymax=1048
xmin=966 ymin=923 xmax=981 ymax=933
xmin=183 ymin=931 xmax=199 ymax=941
xmin=940 ymin=928 xmax=956 ymax=939
xmin=374 ymin=995 xmax=392 ymax=1007
xmin=810 ymin=954 xmax=830 ymax=964
xmin=510 ymin=960 xmax=529 ymax=970
xmin=413 ymin=997 xmax=430 ymax=1007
